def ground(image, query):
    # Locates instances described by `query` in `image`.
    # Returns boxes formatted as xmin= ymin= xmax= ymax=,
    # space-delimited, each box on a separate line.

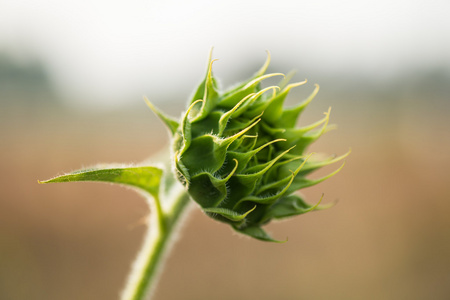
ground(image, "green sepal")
xmin=179 ymin=100 xmax=201 ymax=156
xmin=218 ymin=51 xmax=271 ymax=104
xmin=232 ymin=225 xmax=286 ymax=243
xmin=278 ymin=70 xmax=298 ymax=90
xmin=260 ymin=81 xmax=307 ymax=125
xmin=254 ymin=51 xmax=271 ymax=78
xmin=180 ymin=134 xmax=227 ymax=175
xmin=242 ymin=146 xmax=293 ymax=175
xmin=144 ymin=97 xmax=179 ymax=136
xmin=181 ymin=120 xmax=259 ymax=175
xmin=223 ymin=175 xmax=259 ymax=205
xmin=262 ymin=154 xmax=307 ymax=184
xmin=264 ymin=194 xmax=327 ymax=221
xmin=190 ymin=48 xmax=216 ymax=104
xmin=225 ymin=147 xmax=293 ymax=207
xmin=39 ymin=165 xmax=163 ymax=200
xmin=187 ymin=159 xmax=238 ymax=208
xmin=227 ymin=134 xmax=257 ymax=152
xmin=192 ymin=59 xmax=220 ymax=122
xmin=257 ymin=153 xmax=311 ymax=195
xmin=298 ymin=149 xmax=351 ymax=177
xmin=275 ymin=84 xmax=320 ymax=129
xmin=235 ymin=186 xmax=287 ymax=207
xmin=174 ymin=152 xmax=190 ymax=184
xmin=232 ymin=86 xmax=278 ymax=118
xmin=218 ymin=94 xmax=255 ymax=136
xmin=191 ymin=111 xmax=222 ymax=138
xmin=234 ymin=154 xmax=310 ymax=209
xmin=262 ymin=108 xmax=330 ymax=155
xmin=286 ymin=108 xmax=331 ymax=155
xmin=219 ymin=73 xmax=284 ymax=109
xmin=188 ymin=172 xmax=228 ymax=208
xmin=279 ymin=113 xmax=329 ymax=142
xmin=287 ymin=162 xmax=346 ymax=194
xmin=223 ymin=112 xmax=262 ymax=134
xmin=223 ymin=139 xmax=285 ymax=174
xmin=203 ymin=205 xmax=256 ymax=222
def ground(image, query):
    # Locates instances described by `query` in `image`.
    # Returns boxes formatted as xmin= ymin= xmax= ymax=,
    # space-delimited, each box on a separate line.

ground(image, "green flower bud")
xmin=147 ymin=51 xmax=349 ymax=242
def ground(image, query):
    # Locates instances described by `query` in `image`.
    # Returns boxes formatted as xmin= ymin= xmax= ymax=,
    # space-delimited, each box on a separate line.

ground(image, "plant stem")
xmin=121 ymin=184 xmax=190 ymax=300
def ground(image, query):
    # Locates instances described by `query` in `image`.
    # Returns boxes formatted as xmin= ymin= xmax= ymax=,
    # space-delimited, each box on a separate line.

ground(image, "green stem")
xmin=121 ymin=185 xmax=190 ymax=300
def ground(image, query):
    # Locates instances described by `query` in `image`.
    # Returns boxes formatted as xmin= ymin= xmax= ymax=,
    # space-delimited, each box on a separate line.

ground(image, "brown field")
xmin=1 ymin=94 xmax=449 ymax=299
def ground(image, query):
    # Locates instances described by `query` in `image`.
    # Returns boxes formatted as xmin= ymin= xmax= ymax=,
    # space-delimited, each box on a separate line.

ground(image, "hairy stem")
xmin=121 ymin=185 xmax=190 ymax=300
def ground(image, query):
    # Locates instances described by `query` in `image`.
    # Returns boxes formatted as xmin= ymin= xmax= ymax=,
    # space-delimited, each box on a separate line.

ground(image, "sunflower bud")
xmin=147 ymin=51 xmax=348 ymax=241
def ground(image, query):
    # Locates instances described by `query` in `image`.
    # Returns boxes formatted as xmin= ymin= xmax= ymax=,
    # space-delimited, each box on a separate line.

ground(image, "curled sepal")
xmin=187 ymin=159 xmax=238 ymax=208
xmin=232 ymin=225 xmax=287 ymax=243
xmin=203 ymin=205 xmax=256 ymax=222
xmin=218 ymin=93 xmax=254 ymax=136
xmin=257 ymin=153 xmax=312 ymax=195
xmin=278 ymin=70 xmax=298 ymax=91
xmin=260 ymin=80 xmax=307 ymax=124
xmin=180 ymin=119 xmax=260 ymax=175
xmin=276 ymin=84 xmax=320 ymax=129
xmin=144 ymin=97 xmax=179 ymax=136
xmin=174 ymin=151 xmax=190 ymax=186
xmin=189 ymin=48 xmax=215 ymax=104
xmin=298 ymin=149 xmax=351 ymax=177
xmin=39 ymin=165 xmax=162 ymax=201
xmin=192 ymin=59 xmax=220 ymax=122
xmin=179 ymin=99 xmax=203 ymax=156
xmin=265 ymin=194 xmax=326 ymax=221
xmin=255 ymin=50 xmax=271 ymax=78
xmin=219 ymin=73 xmax=285 ymax=108
xmin=224 ymin=139 xmax=286 ymax=174
xmin=287 ymin=161 xmax=346 ymax=194
xmin=234 ymin=153 xmax=312 ymax=210
xmin=289 ymin=107 xmax=332 ymax=155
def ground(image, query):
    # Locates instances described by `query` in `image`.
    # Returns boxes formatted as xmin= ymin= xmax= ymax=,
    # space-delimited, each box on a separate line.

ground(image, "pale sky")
xmin=1 ymin=0 xmax=449 ymax=108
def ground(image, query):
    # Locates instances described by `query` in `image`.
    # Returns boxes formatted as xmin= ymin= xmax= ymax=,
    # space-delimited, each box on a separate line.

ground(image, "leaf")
xmin=39 ymin=165 xmax=163 ymax=199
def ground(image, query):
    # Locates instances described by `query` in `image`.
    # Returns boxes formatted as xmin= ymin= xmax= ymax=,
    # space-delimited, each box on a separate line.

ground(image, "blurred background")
xmin=1 ymin=0 xmax=449 ymax=299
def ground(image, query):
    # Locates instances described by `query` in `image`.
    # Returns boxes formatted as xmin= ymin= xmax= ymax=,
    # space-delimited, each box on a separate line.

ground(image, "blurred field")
xmin=1 ymin=64 xmax=450 ymax=300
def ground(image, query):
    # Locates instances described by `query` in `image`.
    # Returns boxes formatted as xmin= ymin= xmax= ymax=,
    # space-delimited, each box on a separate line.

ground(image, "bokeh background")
xmin=1 ymin=1 xmax=449 ymax=299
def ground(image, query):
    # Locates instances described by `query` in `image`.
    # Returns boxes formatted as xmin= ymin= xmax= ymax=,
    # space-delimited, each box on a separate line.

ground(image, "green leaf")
xmin=39 ymin=165 xmax=163 ymax=199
